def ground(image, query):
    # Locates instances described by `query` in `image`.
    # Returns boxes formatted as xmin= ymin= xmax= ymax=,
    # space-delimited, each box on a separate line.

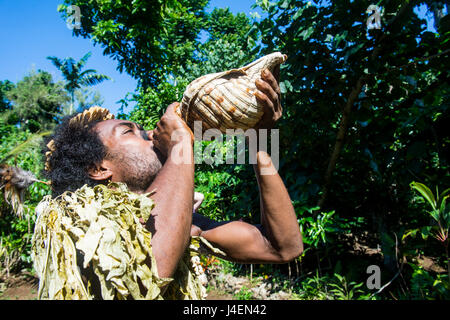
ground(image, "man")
xmin=34 ymin=68 xmax=302 ymax=299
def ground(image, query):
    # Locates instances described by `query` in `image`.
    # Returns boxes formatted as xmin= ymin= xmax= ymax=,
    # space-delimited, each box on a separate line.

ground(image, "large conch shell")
xmin=176 ymin=52 xmax=287 ymax=133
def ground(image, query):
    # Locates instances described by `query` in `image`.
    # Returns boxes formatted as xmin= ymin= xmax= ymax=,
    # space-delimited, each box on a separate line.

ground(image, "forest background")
xmin=0 ymin=0 xmax=449 ymax=300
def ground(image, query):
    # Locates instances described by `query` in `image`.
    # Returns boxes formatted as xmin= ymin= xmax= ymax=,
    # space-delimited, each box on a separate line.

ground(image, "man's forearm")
xmin=253 ymin=151 xmax=303 ymax=260
xmin=145 ymin=141 xmax=194 ymax=278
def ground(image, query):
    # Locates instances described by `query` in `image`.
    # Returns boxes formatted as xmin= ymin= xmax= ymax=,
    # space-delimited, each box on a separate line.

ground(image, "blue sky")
xmin=0 ymin=0 xmax=261 ymax=115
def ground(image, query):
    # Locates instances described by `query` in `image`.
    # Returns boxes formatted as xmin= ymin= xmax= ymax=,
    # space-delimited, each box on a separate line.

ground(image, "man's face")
xmin=94 ymin=119 xmax=165 ymax=193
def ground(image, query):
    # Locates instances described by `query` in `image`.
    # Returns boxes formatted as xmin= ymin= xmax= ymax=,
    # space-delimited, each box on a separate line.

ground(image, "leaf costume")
xmin=31 ymin=182 xmax=223 ymax=300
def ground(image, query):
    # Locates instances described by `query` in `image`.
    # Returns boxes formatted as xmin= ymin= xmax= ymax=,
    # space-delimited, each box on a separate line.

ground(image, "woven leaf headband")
xmin=44 ymin=106 xmax=115 ymax=171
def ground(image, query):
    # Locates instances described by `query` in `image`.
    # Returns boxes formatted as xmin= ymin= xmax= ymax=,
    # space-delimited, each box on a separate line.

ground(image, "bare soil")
xmin=205 ymin=289 xmax=234 ymax=300
xmin=0 ymin=274 xmax=234 ymax=300
xmin=0 ymin=274 xmax=38 ymax=300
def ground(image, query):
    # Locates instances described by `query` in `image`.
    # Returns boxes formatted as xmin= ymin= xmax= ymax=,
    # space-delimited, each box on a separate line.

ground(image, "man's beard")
xmin=109 ymin=150 xmax=164 ymax=193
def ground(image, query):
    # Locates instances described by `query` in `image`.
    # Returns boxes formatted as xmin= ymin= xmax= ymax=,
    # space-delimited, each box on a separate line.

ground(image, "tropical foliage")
xmin=47 ymin=52 xmax=110 ymax=114
xmin=1 ymin=0 xmax=449 ymax=300
xmin=3 ymin=70 xmax=69 ymax=132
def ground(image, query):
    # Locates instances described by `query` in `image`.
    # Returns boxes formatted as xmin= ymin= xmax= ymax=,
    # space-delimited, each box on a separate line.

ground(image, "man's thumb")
xmin=166 ymin=102 xmax=181 ymax=115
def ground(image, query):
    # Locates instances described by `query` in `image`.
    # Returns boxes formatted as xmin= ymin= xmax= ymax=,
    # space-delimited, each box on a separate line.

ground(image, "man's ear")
xmin=88 ymin=161 xmax=114 ymax=181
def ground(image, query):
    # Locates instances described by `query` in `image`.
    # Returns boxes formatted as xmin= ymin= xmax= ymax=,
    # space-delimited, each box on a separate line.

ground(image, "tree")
xmin=183 ymin=8 xmax=260 ymax=79
xmin=58 ymin=0 xmax=208 ymax=89
xmin=5 ymin=70 xmax=70 ymax=132
xmin=73 ymin=87 xmax=105 ymax=112
xmin=122 ymin=6 xmax=260 ymax=127
xmin=58 ymin=0 xmax=450 ymax=297
xmin=0 ymin=80 xmax=14 ymax=114
xmin=124 ymin=7 xmax=263 ymax=224
xmin=47 ymin=52 xmax=110 ymax=114
xmin=0 ymin=112 xmax=51 ymax=275
xmin=254 ymin=0 xmax=449 ymax=275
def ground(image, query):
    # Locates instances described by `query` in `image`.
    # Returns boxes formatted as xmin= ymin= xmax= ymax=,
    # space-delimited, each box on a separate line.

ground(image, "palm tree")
xmin=47 ymin=52 xmax=110 ymax=114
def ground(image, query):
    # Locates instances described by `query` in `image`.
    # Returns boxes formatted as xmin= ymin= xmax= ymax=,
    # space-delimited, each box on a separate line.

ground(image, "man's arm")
xmin=192 ymin=151 xmax=303 ymax=263
xmin=144 ymin=103 xmax=195 ymax=278
xmin=191 ymin=67 xmax=303 ymax=263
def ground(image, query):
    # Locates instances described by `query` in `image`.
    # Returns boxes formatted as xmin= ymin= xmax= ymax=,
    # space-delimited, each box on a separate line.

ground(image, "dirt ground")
xmin=0 ymin=275 xmax=233 ymax=300
xmin=0 ymin=275 xmax=39 ymax=300
xmin=206 ymin=289 xmax=234 ymax=300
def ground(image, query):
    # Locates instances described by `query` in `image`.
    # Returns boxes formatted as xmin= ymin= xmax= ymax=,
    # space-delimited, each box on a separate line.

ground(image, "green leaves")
xmin=59 ymin=0 xmax=208 ymax=88
xmin=297 ymin=272 xmax=373 ymax=300
xmin=47 ymin=0 xmax=450 ymax=299
xmin=410 ymin=182 xmax=437 ymax=210
xmin=410 ymin=181 xmax=450 ymax=226
xmin=47 ymin=52 xmax=110 ymax=114
xmin=279 ymin=79 xmax=294 ymax=94
xmin=409 ymin=181 xmax=449 ymax=247
xmin=79 ymin=73 xmax=111 ymax=87
xmin=4 ymin=70 xmax=69 ymax=132
xmin=296 ymin=206 xmax=336 ymax=248
xmin=0 ymin=119 xmax=51 ymax=275
xmin=328 ymin=273 xmax=366 ymax=300
xmin=297 ymin=26 xmax=315 ymax=40
xmin=47 ymin=53 xmax=110 ymax=92
xmin=409 ymin=263 xmax=450 ymax=299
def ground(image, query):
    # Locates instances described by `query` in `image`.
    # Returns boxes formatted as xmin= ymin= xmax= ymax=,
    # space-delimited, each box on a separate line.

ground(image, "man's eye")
xmin=123 ymin=129 xmax=133 ymax=134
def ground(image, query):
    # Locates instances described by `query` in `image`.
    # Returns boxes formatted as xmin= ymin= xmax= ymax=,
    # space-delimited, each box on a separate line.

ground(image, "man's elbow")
xmin=278 ymin=241 xmax=304 ymax=263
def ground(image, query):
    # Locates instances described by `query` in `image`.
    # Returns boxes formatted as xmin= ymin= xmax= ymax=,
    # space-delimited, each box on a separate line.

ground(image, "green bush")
xmin=0 ymin=120 xmax=50 ymax=275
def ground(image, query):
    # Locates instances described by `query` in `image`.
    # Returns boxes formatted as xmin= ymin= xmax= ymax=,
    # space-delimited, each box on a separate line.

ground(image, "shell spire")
xmin=176 ymin=52 xmax=287 ymax=133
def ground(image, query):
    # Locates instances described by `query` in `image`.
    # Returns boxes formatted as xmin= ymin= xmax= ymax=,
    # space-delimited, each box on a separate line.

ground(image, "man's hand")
xmin=144 ymin=102 xmax=195 ymax=279
xmin=254 ymin=65 xmax=282 ymax=130
xmin=152 ymin=102 xmax=194 ymax=157
xmin=189 ymin=66 xmax=303 ymax=265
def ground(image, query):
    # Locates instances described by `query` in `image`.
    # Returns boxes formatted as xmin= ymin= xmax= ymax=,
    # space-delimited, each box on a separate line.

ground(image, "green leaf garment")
xmin=31 ymin=182 xmax=224 ymax=300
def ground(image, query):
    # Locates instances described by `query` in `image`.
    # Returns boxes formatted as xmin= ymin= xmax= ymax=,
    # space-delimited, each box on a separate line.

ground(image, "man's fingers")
xmin=155 ymin=120 xmax=163 ymax=131
xmin=255 ymin=90 xmax=275 ymax=114
xmin=261 ymin=69 xmax=281 ymax=96
xmin=165 ymin=101 xmax=181 ymax=115
xmin=255 ymin=79 xmax=278 ymax=106
xmin=258 ymin=69 xmax=282 ymax=115
xmin=252 ymin=69 xmax=283 ymax=129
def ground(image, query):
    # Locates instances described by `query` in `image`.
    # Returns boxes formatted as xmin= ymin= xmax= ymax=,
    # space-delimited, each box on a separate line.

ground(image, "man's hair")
xmin=43 ymin=115 xmax=107 ymax=197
